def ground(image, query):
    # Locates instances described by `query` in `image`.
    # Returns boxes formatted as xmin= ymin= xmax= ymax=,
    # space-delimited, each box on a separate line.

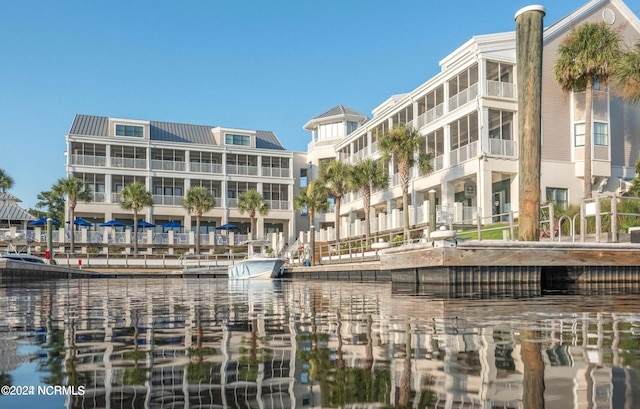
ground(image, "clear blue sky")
xmin=2 ymin=0 xmax=639 ymax=209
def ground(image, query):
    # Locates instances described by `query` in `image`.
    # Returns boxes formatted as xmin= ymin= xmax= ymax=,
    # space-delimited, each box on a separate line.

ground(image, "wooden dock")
xmin=287 ymin=240 xmax=640 ymax=286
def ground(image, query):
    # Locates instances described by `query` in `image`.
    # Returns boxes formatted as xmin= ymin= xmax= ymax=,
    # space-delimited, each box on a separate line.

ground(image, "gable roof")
xmin=0 ymin=197 xmax=34 ymax=222
xmin=68 ymin=114 xmax=285 ymax=150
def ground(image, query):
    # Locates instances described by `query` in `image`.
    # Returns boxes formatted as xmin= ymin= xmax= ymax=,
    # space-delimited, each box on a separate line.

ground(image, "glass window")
xmin=594 ymin=122 xmax=608 ymax=146
xmin=574 ymin=123 xmax=585 ymax=147
xmin=115 ymin=124 xmax=143 ymax=137
xmin=546 ymin=187 xmax=568 ymax=211
xmin=225 ymin=133 xmax=250 ymax=146
xmin=300 ymin=168 xmax=308 ymax=188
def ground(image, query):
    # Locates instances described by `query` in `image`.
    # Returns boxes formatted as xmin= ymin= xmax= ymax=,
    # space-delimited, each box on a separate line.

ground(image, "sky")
xmin=2 ymin=0 xmax=640 ymax=210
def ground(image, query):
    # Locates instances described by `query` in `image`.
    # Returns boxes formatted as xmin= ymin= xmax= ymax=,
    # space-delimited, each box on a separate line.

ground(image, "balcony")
xmin=261 ymin=167 xmax=290 ymax=178
xmin=190 ymin=162 xmax=223 ymax=174
xmin=226 ymin=164 xmax=258 ymax=176
xmin=265 ymin=200 xmax=290 ymax=210
xmin=416 ymin=103 xmax=445 ymax=129
xmin=72 ymin=154 xmax=106 ymax=167
xmin=153 ymin=195 xmax=183 ymax=206
xmin=449 ymin=83 xmax=479 ymax=111
xmin=449 ymin=141 xmax=478 ymax=166
xmin=112 ymin=157 xmax=147 ymax=169
xmin=488 ymin=139 xmax=517 ymax=157
xmin=151 ymin=159 xmax=186 ymax=172
xmin=486 ymin=80 xmax=516 ymax=99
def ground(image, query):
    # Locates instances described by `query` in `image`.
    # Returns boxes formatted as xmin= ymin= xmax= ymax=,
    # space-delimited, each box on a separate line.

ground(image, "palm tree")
xmin=379 ymin=123 xmax=433 ymax=240
xmin=294 ymin=180 xmax=329 ymax=266
xmin=183 ymin=186 xmax=215 ymax=255
xmin=238 ymin=189 xmax=270 ymax=240
xmin=554 ymin=22 xmax=620 ymax=199
xmin=52 ymin=177 xmax=92 ymax=253
xmin=349 ymin=159 xmax=388 ymax=245
xmin=614 ymin=41 xmax=640 ymax=104
xmin=120 ymin=181 xmax=153 ymax=254
xmin=319 ymin=159 xmax=352 ymax=246
xmin=0 ymin=168 xmax=14 ymax=193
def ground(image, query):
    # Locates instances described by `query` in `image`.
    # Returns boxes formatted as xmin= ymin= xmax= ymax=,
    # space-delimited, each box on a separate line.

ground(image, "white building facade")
xmin=305 ymin=0 xmax=640 ymax=242
xmin=66 ymin=114 xmax=302 ymax=251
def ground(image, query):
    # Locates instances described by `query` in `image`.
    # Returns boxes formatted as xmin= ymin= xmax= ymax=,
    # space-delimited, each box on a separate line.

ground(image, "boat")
xmin=228 ymin=241 xmax=285 ymax=279
xmin=0 ymin=252 xmax=45 ymax=264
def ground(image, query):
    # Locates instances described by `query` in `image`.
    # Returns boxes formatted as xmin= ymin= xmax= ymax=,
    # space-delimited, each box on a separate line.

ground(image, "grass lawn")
xmin=456 ymin=222 xmax=513 ymax=240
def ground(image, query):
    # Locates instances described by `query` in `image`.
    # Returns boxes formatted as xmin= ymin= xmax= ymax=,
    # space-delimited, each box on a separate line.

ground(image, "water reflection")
xmin=0 ymin=278 xmax=639 ymax=408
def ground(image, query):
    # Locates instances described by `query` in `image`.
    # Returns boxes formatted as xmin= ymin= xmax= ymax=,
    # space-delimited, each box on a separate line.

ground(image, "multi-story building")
xmin=66 ymin=114 xmax=306 ymax=250
xmin=305 ymin=0 xmax=640 ymax=242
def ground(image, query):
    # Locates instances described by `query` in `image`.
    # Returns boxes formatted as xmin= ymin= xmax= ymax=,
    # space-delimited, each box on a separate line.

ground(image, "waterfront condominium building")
xmin=304 ymin=0 xmax=640 ymax=242
xmin=66 ymin=114 xmax=307 ymax=250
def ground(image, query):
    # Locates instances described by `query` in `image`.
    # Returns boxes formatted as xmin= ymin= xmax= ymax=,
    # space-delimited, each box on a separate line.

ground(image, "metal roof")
xmin=150 ymin=121 xmax=214 ymax=145
xmin=311 ymin=105 xmax=368 ymax=121
xmin=0 ymin=200 xmax=34 ymax=222
xmin=69 ymin=115 xmax=285 ymax=150
xmin=0 ymin=192 xmax=21 ymax=203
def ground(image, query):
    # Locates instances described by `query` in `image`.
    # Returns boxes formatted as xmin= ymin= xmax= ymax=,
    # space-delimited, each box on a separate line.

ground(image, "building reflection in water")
xmin=0 ymin=278 xmax=639 ymax=408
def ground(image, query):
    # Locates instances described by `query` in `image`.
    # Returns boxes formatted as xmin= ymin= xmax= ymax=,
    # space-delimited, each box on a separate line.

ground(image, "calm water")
xmin=0 ymin=278 xmax=639 ymax=409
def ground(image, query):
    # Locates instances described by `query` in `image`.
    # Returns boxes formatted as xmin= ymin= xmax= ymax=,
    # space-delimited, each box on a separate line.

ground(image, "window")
xmin=225 ymin=133 xmax=250 ymax=146
xmin=546 ymin=187 xmax=568 ymax=211
xmin=594 ymin=122 xmax=608 ymax=146
xmin=115 ymin=124 xmax=143 ymax=138
xmin=346 ymin=121 xmax=358 ymax=135
xmin=300 ymin=168 xmax=308 ymax=188
xmin=574 ymin=123 xmax=585 ymax=147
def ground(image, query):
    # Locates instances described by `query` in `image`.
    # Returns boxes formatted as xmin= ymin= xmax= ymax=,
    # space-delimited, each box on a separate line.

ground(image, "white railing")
xmin=486 ymin=80 xmax=515 ymax=99
xmin=153 ymin=195 xmax=183 ymax=206
xmin=369 ymin=141 xmax=378 ymax=155
xmin=449 ymin=141 xmax=478 ymax=166
xmin=431 ymin=155 xmax=444 ymax=172
xmin=112 ymin=157 xmax=147 ymax=169
xmin=190 ymin=162 xmax=223 ymax=174
xmin=488 ymin=139 xmax=517 ymax=157
xmin=416 ymin=103 xmax=445 ymax=129
xmin=226 ymin=164 xmax=258 ymax=176
xmin=448 ymin=82 xmax=479 ymax=111
xmin=151 ymin=160 xmax=186 ymax=172
xmin=318 ymin=203 xmax=335 ymax=214
xmin=72 ymin=154 xmax=106 ymax=167
xmin=261 ymin=167 xmax=290 ymax=178
xmin=391 ymin=173 xmax=401 ymax=187
xmin=227 ymin=198 xmax=238 ymax=208
xmin=111 ymin=193 xmax=122 ymax=203
xmin=265 ymin=199 xmax=290 ymax=210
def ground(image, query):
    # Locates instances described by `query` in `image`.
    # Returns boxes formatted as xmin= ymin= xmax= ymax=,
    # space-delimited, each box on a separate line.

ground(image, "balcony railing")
xmin=486 ymin=80 xmax=516 ymax=99
xmin=227 ymin=198 xmax=238 ymax=208
xmin=265 ymin=199 xmax=290 ymax=210
xmin=151 ymin=160 xmax=186 ymax=172
xmin=449 ymin=82 xmax=479 ymax=111
xmin=416 ymin=103 xmax=445 ymax=129
xmin=111 ymin=193 xmax=122 ymax=203
xmin=153 ymin=195 xmax=183 ymax=206
xmin=112 ymin=157 xmax=147 ymax=169
xmin=226 ymin=164 xmax=258 ymax=176
xmin=72 ymin=154 xmax=106 ymax=167
xmin=190 ymin=162 xmax=223 ymax=174
xmin=449 ymin=141 xmax=478 ymax=166
xmin=488 ymin=139 xmax=517 ymax=157
xmin=261 ymin=167 xmax=290 ymax=178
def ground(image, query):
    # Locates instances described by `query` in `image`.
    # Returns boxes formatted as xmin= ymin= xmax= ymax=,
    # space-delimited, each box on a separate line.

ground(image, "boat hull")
xmin=228 ymin=258 xmax=285 ymax=280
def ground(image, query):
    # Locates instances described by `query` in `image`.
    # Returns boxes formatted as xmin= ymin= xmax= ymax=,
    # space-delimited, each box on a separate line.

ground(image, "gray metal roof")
xmin=0 ymin=192 xmax=21 ymax=203
xmin=150 ymin=121 xmax=214 ymax=145
xmin=69 ymin=115 xmax=285 ymax=150
xmin=68 ymin=115 xmax=109 ymax=136
xmin=256 ymin=130 xmax=285 ymax=150
xmin=312 ymin=105 xmax=368 ymax=121
xmin=0 ymin=200 xmax=34 ymax=222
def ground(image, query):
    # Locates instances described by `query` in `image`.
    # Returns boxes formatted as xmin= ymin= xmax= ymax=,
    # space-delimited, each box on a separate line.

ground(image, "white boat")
xmin=228 ymin=241 xmax=285 ymax=279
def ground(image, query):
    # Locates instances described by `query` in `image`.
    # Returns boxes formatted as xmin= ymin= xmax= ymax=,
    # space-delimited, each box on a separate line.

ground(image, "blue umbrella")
xmin=135 ymin=220 xmax=155 ymax=228
xmin=162 ymin=220 xmax=184 ymax=229
xmin=66 ymin=217 xmax=92 ymax=227
xmin=216 ymin=223 xmax=238 ymax=231
xmin=100 ymin=220 xmax=125 ymax=227
xmin=30 ymin=217 xmax=60 ymax=226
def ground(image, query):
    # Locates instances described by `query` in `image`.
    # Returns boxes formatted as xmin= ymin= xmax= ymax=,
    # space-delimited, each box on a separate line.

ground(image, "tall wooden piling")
xmin=515 ymin=5 xmax=545 ymax=241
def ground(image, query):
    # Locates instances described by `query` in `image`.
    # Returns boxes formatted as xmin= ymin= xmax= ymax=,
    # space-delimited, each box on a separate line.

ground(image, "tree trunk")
xmin=309 ymin=211 xmax=315 ymax=266
xmin=69 ymin=207 xmax=76 ymax=253
xmin=335 ymin=196 xmax=341 ymax=248
xmin=195 ymin=215 xmax=201 ymax=255
xmin=521 ymin=330 xmax=546 ymax=409
xmin=363 ymin=186 xmax=371 ymax=245
xmin=400 ymin=162 xmax=410 ymax=240
xmin=584 ymin=79 xmax=593 ymax=199
xmin=133 ymin=210 xmax=139 ymax=254
xmin=516 ymin=6 xmax=544 ymax=241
